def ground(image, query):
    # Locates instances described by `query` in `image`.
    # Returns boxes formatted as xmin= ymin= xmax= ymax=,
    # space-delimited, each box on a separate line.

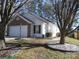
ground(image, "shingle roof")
xmin=19 ymin=9 xmax=55 ymax=24
xmin=20 ymin=11 xmax=48 ymax=23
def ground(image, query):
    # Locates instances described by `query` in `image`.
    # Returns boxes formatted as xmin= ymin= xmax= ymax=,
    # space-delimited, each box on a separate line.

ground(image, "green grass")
xmin=7 ymin=37 xmax=79 ymax=59
xmin=65 ymin=37 xmax=79 ymax=46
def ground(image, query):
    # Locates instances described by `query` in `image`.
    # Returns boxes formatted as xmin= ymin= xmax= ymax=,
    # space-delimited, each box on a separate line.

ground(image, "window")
xmin=34 ymin=25 xmax=41 ymax=34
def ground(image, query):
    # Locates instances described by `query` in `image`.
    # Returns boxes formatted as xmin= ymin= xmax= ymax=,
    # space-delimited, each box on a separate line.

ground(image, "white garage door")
xmin=9 ymin=26 xmax=28 ymax=37
xmin=21 ymin=26 xmax=28 ymax=37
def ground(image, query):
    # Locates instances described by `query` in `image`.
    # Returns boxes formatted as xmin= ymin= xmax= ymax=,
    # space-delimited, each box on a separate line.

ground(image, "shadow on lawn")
xmin=0 ymin=43 xmax=48 ymax=51
xmin=0 ymin=43 xmax=78 ymax=53
xmin=0 ymin=43 xmax=48 ymax=57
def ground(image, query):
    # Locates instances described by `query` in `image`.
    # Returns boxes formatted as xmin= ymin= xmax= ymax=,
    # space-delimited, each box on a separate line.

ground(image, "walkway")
xmin=47 ymin=37 xmax=79 ymax=52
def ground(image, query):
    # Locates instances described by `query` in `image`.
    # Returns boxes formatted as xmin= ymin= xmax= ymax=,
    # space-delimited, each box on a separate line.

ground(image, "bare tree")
xmin=27 ymin=0 xmax=79 ymax=44
xmin=51 ymin=0 xmax=79 ymax=44
xmin=0 ymin=0 xmax=29 ymax=47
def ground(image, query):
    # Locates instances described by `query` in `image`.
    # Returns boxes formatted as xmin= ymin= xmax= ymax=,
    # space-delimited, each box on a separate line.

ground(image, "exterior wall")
xmin=7 ymin=16 xmax=31 ymax=37
xmin=46 ymin=22 xmax=60 ymax=37
xmin=41 ymin=22 xmax=47 ymax=35
xmin=40 ymin=22 xmax=60 ymax=37
xmin=50 ymin=23 xmax=59 ymax=37
xmin=30 ymin=22 xmax=47 ymax=37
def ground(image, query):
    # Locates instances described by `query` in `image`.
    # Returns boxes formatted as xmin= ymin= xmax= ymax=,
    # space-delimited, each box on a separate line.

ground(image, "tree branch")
xmin=67 ymin=25 xmax=79 ymax=35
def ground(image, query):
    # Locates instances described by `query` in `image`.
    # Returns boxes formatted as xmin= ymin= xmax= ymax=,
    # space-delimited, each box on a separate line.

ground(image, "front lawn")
xmin=5 ymin=37 xmax=79 ymax=59
xmin=6 ymin=38 xmax=50 ymax=45
xmin=12 ymin=47 xmax=79 ymax=59
xmin=6 ymin=37 xmax=79 ymax=46
xmin=65 ymin=37 xmax=79 ymax=46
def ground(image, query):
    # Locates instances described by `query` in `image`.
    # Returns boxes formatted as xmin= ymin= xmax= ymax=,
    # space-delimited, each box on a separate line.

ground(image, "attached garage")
xmin=6 ymin=16 xmax=32 ymax=38
xmin=9 ymin=25 xmax=28 ymax=37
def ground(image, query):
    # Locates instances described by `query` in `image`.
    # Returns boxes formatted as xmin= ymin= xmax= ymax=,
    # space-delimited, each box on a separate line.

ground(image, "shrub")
xmin=56 ymin=33 xmax=60 ymax=37
xmin=45 ymin=32 xmax=52 ymax=37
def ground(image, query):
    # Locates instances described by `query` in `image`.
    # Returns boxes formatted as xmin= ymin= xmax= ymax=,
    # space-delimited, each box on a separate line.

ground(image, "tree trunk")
xmin=60 ymin=33 xmax=65 ymax=44
xmin=0 ymin=25 xmax=6 ymax=48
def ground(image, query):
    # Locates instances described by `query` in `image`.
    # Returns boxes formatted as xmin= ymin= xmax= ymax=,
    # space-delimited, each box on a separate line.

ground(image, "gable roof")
xmin=18 ymin=9 xmax=55 ymax=24
xmin=18 ymin=14 xmax=34 ymax=24
xmin=19 ymin=11 xmax=48 ymax=23
xmin=7 ymin=14 xmax=33 ymax=26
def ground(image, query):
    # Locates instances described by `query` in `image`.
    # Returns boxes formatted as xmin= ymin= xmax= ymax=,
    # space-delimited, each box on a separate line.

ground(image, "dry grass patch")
xmin=6 ymin=39 xmax=50 ymax=44
xmin=3 ymin=37 xmax=79 ymax=59
xmin=12 ymin=47 xmax=79 ymax=59
xmin=65 ymin=37 xmax=79 ymax=46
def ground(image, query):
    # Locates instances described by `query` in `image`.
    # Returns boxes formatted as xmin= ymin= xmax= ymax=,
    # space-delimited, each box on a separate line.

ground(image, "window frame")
xmin=33 ymin=25 xmax=41 ymax=34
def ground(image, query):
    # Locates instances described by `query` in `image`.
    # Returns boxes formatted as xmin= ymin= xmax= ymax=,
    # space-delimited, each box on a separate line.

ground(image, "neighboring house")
xmin=5 ymin=9 xmax=59 ymax=38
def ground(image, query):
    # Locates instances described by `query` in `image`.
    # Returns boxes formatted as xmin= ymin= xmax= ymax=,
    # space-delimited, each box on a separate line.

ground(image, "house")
xmin=5 ymin=9 xmax=59 ymax=38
